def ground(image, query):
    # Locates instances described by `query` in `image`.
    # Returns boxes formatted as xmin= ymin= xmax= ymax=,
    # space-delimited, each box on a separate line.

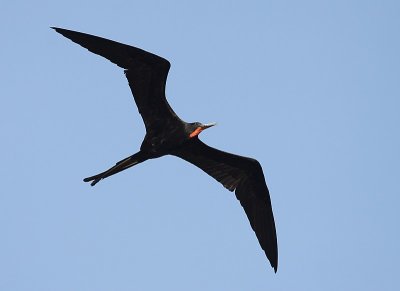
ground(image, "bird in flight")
xmin=52 ymin=27 xmax=278 ymax=272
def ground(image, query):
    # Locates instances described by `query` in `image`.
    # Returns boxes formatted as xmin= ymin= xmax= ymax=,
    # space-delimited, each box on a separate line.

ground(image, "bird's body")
xmin=53 ymin=27 xmax=278 ymax=272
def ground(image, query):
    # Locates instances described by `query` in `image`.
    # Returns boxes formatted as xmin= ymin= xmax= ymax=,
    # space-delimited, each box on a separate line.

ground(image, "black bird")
xmin=52 ymin=27 xmax=278 ymax=272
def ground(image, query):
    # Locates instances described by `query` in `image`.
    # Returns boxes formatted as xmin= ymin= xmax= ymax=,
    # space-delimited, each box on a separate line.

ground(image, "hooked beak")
xmin=202 ymin=122 xmax=217 ymax=129
xmin=189 ymin=122 xmax=217 ymax=138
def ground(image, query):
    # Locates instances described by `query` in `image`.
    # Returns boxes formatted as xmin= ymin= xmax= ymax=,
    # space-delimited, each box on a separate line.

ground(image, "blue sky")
xmin=1 ymin=1 xmax=399 ymax=290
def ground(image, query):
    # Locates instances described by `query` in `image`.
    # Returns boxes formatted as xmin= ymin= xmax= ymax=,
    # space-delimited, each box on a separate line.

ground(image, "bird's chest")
xmin=141 ymin=126 xmax=186 ymax=154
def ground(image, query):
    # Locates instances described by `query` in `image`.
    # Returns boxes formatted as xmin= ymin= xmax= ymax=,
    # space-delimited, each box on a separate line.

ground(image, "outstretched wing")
xmin=172 ymin=138 xmax=278 ymax=272
xmin=52 ymin=27 xmax=180 ymax=130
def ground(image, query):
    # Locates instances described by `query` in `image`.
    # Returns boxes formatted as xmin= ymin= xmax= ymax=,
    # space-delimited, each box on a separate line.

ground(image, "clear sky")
xmin=1 ymin=1 xmax=399 ymax=290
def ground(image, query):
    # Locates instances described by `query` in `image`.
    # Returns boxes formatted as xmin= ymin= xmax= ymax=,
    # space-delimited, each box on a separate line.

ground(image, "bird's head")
xmin=187 ymin=122 xmax=217 ymax=138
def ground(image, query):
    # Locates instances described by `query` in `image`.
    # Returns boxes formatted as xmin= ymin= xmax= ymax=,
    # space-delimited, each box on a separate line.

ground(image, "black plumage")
xmin=52 ymin=27 xmax=278 ymax=272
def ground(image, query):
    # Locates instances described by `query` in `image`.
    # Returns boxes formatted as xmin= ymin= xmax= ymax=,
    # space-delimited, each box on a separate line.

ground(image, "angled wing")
xmin=172 ymin=138 xmax=278 ymax=272
xmin=52 ymin=27 xmax=180 ymax=130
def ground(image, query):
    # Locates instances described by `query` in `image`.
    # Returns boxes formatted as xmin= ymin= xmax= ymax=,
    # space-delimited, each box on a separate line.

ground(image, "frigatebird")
xmin=52 ymin=27 xmax=278 ymax=272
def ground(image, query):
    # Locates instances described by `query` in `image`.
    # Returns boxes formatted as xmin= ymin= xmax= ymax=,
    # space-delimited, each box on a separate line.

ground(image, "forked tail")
xmin=83 ymin=151 xmax=149 ymax=186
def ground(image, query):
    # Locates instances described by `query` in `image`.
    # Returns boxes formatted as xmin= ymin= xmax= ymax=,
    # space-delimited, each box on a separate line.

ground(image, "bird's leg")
xmin=83 ymin=151 xmax=148 ymax=186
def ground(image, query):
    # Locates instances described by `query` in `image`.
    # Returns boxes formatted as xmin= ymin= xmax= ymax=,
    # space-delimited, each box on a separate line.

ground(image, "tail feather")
xmin=83 ymin=151 xmax=147 ymax=186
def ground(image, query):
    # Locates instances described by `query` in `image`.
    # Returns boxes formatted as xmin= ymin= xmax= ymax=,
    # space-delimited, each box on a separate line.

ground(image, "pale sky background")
xmin=1 ymin=1 xmax=399 ymax=290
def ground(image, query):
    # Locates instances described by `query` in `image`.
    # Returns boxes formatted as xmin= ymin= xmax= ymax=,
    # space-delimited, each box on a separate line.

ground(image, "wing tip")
xmin=269 ymin=241 xmax=278 ymax=273
xmin=50 ymin=26 xmax=62 ymax=32
xmin=267 ymin=250 xmax=278 ymax=273
xmin=51 ymin=26 xmax=69 ymax=37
